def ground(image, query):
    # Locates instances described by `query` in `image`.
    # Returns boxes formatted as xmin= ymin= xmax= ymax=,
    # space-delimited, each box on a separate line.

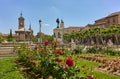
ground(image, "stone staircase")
xmin=0 ymin=46 xmax=14 ymax=55
xmin=0 ymin=43 xmax=15 ymax=55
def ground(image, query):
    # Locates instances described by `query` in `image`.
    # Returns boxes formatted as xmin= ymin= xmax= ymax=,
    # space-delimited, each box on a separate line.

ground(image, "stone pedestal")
xmin=70 ymin=39 xmax=76 ymax=50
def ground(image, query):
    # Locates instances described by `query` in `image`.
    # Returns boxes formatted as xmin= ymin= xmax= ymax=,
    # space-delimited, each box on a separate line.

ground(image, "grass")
xmin=73 ymin=54 xmax=120 ymax=79
xmin=0 ymin=57 xmax=25 ymax=79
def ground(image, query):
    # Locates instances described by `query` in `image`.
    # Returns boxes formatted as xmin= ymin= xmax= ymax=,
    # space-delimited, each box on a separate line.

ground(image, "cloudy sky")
xmin=0 ymin=0 xmax=120 ymax=35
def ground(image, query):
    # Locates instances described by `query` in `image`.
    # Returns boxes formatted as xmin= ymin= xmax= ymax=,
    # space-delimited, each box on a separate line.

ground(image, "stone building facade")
xmin=86 ymin=11 xmax=120 ymax=28
xmin=15 ymin=13 xmax=33 ymax=41
xmin=53 ymin=20 xmax=83 ymax=43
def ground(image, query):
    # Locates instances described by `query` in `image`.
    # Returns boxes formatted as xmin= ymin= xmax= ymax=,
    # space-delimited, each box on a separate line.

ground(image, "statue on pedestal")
xmin=56 ymin=18 xmax=60 ymax=28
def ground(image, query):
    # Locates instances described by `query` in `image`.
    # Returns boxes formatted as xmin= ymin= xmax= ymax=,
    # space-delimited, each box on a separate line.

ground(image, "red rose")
xmin=34 ymin=45 xmax=38 ymax=50
xmin=57 ymin=59 xmax=62 ymax=63
xmin=31 ymin=61 xmax=36 ymax=66
xmin=44 ymin=40 xmax=49 ymax=46
xmin=66 ymin=57 xmax=74 ymax=67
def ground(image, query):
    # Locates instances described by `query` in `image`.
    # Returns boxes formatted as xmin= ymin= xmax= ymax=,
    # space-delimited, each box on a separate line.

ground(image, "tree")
xmin=7 ymin=29 xmax=13 ymax=42
xmin=0 ymin=33 xmax=3 ymax=43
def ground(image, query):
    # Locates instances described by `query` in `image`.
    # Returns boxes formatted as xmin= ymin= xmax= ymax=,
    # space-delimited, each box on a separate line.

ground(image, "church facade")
xmin=15 ymin=13 xmax=33 ymax=41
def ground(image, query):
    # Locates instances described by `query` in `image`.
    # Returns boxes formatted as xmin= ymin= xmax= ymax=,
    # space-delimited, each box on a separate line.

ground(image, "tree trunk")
xmin=100 ymin=35 xmax=104 ymax=45
xmin=115 ymin=34 xmax=119 ymax=45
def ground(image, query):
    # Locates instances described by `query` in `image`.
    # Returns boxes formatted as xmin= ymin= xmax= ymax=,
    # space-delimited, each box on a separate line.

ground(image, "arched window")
xmin=58 ymin=32 xmax=61 ymax=38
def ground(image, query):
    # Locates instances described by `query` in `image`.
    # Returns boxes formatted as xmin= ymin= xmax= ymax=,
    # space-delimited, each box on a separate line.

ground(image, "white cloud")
xmin=42 ymin=23 xmax=50 ymax=27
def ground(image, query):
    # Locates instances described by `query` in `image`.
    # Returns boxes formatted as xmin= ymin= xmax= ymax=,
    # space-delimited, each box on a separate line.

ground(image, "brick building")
xmin=86 ymin=11 xmax=120 ymax=28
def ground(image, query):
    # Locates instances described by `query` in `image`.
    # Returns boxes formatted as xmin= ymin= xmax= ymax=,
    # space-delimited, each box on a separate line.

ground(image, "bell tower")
xmin=18 ymin=12 xmax=25 ymax=29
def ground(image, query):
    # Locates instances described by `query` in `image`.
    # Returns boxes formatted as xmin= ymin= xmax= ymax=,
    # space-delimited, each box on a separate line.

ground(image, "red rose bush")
xmin=17 ymin=41 xmax=80 ymax=79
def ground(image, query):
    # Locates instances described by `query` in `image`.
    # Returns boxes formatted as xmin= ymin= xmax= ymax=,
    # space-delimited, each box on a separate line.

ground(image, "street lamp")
xmin=39 ymin=20 xmax=42 ymax=33
xmin=39 ymin=19 xmax=42 ymax=44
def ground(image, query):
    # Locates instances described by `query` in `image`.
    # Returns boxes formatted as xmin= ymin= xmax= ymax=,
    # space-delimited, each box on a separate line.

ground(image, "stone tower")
xmin=60 ymin=20 xmax=64 ymax=28
xmin=15 ymin=13 xmax=33 ymax=41
xmin=18 ymin=12 xmax=25 ymax=29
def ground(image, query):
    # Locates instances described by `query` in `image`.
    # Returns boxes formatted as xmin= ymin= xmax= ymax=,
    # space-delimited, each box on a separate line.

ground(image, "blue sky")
xmin=0 ymin=0 xmax=120 ymax=35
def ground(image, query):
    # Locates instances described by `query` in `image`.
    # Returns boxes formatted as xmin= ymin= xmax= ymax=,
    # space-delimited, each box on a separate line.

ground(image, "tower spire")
xmin=20 ymin=11 xmax=22 ymax=17
xmin=29 ymin=22 xmax=32 ymax=30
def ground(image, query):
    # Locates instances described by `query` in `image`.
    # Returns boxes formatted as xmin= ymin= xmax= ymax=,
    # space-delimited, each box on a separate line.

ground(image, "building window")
xmin=113 ymin=18 xmax=115 ymax=23
xmin=58 ymin=32 xmax=61 ymax=38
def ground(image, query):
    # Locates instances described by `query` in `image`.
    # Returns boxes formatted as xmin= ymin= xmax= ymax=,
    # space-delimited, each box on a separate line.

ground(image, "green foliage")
xmin=32 ymin=35 xmax=53 ymax=43
xmin=7 ymin=35 xmax=13 ymax=42
xmin=31 ymin=36 xmax=38 ymax=43
xmin=73 ymin=46 xmax=84 ymax=54
xmin=17 ymin=44 xmax=30 ymax=62
xmin=86 ymin=46 xmax=99 ymax=54
xmin=7 ymin=29 xmax=13 ymax=42
xmin=63 ymin=25 xmax=120 ymax=45
xmin=0 ymin=33 xmax=4 ymax=43
xmin=41 ymin=35 xmax=53 ymax=42
xmin=104 ymin=48 xmax=120 ymax=56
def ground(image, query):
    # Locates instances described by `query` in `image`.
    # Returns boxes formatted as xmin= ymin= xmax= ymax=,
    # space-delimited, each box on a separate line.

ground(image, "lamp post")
xmin=39 ymin=19 xmax=42 ymax=44
xmin=39 ymin=20 xmax=42 ymax=33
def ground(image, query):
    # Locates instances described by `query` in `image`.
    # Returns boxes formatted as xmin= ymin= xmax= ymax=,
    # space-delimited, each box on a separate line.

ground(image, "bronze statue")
xmin=56 ymin=18 xmax=60 ymax=28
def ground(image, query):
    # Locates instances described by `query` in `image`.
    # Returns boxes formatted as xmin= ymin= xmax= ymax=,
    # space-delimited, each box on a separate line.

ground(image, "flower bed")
xmin=80 ymin=54 xmax=120 ymax=76
xmin=16 ymin=41 xmax=82 ymax=79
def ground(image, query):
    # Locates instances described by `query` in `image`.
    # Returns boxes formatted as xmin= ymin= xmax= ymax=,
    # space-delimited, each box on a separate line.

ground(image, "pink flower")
xmin=84 ymin=74 xmax=94 ymax=79
xmin=89 ymin=74 xmax=94 ymax=79
xmin=64 ymin=65 xmax=68 ymax=69
xmin=44 ymin=40 xmax=49 ymax=46
xmin=60 ymin=64 xmax=68 ymax=69
xmin=66 ymin=57 xmax=74 ymax=67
